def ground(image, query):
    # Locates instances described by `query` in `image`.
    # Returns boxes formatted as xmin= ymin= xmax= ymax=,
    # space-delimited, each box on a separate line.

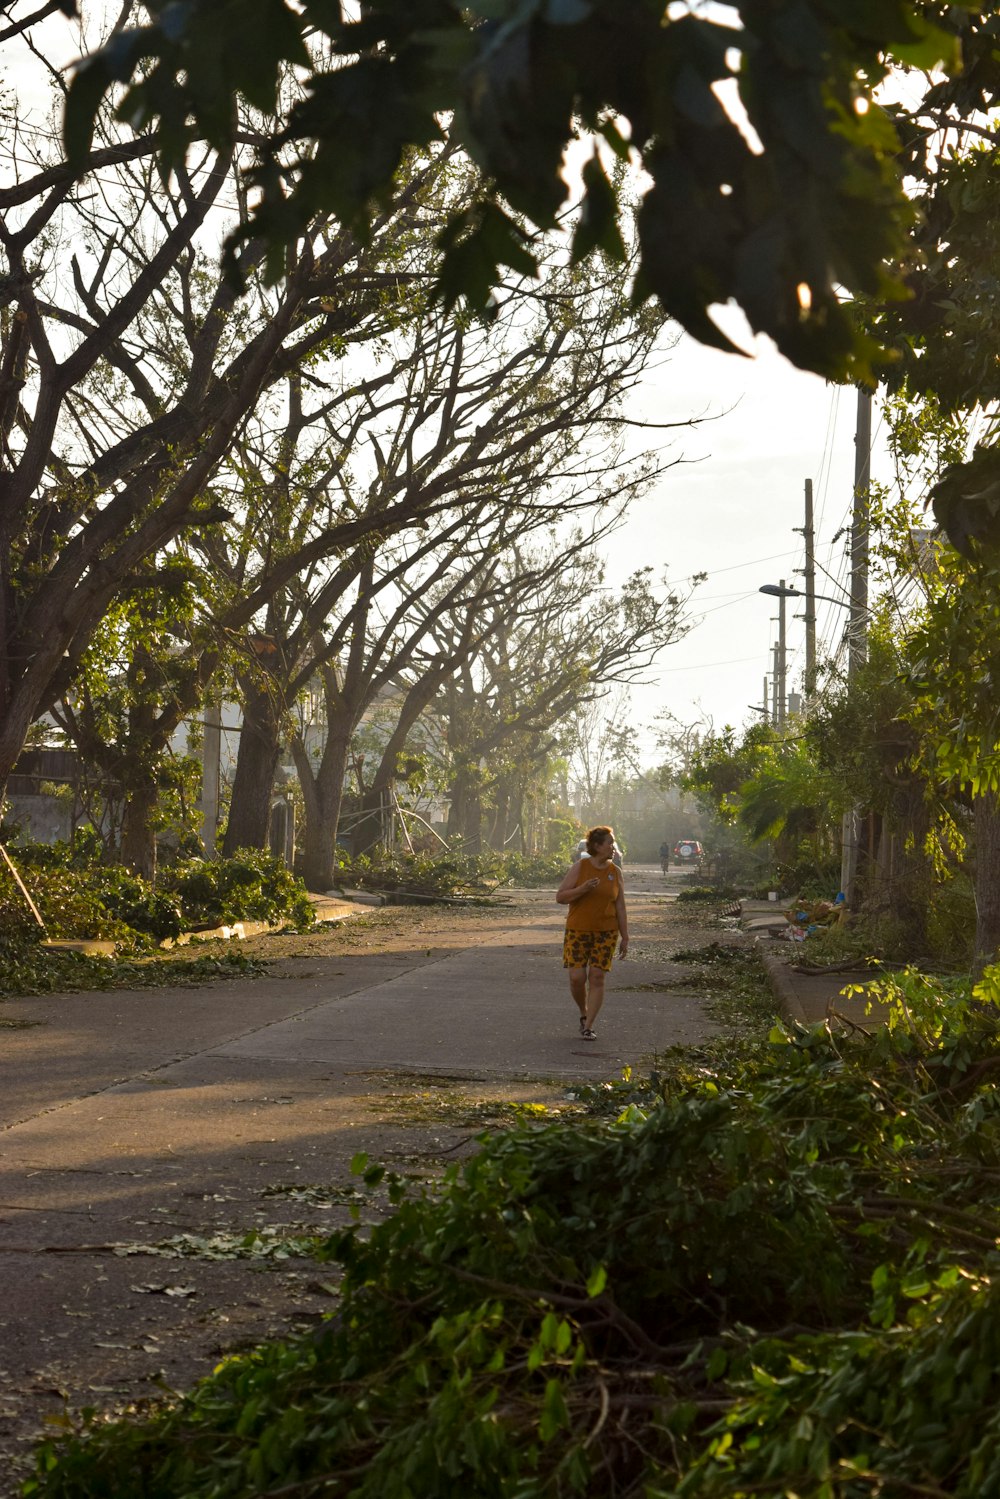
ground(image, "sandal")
xmin=582 ymin=1028 xmax=596 ymax=1040
xmin=579 ymin=1014 xmax=587 ymax=1035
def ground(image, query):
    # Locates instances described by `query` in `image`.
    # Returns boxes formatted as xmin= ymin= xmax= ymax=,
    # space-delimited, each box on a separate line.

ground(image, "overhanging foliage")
xmin=62 ymin=0 xmax=971 ymax=383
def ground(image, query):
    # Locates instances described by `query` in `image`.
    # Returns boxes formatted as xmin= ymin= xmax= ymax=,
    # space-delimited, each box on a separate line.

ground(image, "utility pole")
xmin=776 ymin=579 xmax=788 ymax=726
xmin=849 ymin=390 xmax=871 ymax=674
xmin=841 ymin=386 xmax=873 ymax=902
xmin=795 ymin=478 xmax=816 ymax=700
xmin=200 ymin=701 xmax=222 ymax=858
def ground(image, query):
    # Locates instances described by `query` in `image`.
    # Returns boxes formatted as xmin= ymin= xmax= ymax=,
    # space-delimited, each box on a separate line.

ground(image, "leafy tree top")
xmin=63 ymin=0 xmax=976 ymax=383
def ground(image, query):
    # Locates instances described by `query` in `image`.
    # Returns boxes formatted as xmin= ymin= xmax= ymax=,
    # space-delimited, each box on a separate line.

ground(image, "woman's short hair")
xmin=586 ymin=825 xmax=614 ymax=856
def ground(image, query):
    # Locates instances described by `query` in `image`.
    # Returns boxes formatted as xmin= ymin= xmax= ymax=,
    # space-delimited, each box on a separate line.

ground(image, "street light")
xmin=758 ymin=582 xmax=850 ymax=610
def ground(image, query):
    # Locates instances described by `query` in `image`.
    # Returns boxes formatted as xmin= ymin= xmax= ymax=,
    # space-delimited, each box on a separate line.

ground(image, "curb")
xmin=159 ymin=917 xmax=281 ymax=950
xmin=758 ymin=949 xmax=810 ymax=1026
xmin=158 ymin=896 xmax=361 ymax=950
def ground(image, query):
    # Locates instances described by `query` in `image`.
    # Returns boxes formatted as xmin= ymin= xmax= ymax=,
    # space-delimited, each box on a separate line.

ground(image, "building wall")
xmin=5 ymin=793 xmax=73 ymax=844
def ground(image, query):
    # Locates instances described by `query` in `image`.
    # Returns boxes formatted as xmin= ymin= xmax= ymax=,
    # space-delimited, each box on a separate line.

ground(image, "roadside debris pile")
xmin=740 ymin=892 xmax=849 ymax=942
xmin=784 ymin=892 xmax=848 ymax=941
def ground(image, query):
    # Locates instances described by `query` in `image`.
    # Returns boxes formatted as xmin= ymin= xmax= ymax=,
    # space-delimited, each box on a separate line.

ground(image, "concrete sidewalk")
xmin=759 ymin=950 xmax=893 ymax=1029
xmin=741 ymin=899 xmax=893 ymax=1029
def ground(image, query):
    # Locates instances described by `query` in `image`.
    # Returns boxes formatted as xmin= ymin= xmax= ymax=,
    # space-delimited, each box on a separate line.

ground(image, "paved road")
xmin=0 ymin=867 xmax=716 ymax=1124
xmin=0 ymin=865 xmax=725 ymax=1487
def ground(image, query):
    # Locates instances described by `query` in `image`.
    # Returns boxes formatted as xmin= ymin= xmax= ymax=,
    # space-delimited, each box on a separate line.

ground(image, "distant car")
xmin=672 ymin=839 xmax=704 ymax=864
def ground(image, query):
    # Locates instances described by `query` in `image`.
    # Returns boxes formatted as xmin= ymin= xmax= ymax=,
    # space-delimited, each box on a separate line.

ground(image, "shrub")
xmin=162 ymin=850 xmax=315 ymax=930
xmin=675 ymin=885 xmax=739 ymax=903
xmin=88 ymin=867 xmax=184 ymax=942
xmin=0 ymin=862 xmax=134 ymax=942
xmin=0 ymin=846 xmax=314 ymax=946
xmin=336 ymin=848 xmax=571 ymax=899
xmin=500 ymin=850 xmax=574 ymax=887
xmin=544 ymin=816 xmax=579 ymax=859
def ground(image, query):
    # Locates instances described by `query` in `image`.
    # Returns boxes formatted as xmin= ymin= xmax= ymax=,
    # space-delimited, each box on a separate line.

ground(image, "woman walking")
xmin=556 ymin=825 xmax=629 ymax=1039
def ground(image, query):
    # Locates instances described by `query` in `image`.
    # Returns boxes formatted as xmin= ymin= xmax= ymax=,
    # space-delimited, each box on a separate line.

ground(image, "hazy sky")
xmin=604 ymin=319 xmax=890 ymax=758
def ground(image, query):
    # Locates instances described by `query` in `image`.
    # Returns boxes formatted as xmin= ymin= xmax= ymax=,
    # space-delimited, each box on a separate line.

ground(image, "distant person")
xmin=659 ymin=840 xmax=670 ymax=874
xmin=556 ymin=825 xmax=629 ymax=1041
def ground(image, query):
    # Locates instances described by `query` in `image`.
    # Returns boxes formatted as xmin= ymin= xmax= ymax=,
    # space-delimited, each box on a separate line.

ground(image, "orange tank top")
xmin=565 ymin=856 xmax=622 ymax=932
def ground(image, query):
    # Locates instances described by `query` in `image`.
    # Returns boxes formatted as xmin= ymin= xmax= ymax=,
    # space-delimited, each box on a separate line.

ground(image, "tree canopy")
xmin=62 ymin=0 xmax=980 ymax=385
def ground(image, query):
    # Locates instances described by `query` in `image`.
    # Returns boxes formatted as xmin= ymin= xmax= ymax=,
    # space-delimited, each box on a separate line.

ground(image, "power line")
xmin=690 ymin=594 xmax=766 ymax=621
xmin=658 ymin=652 xmax=763 ymax=672
xmin=813 ymin=384 xmax=841 ymax=542
xmin=690 ymin=547 xmax=804 ymax=580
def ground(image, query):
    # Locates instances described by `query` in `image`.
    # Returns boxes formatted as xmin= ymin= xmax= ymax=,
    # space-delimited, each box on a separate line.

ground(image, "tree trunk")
xmin=491 ymin=786 xmax=509 ymax=851
xmin=351 ymin=788 xmax=389 ymax=858
xmin=974 ymin=790 xmax=1000 ymax=976
xmin=294 ymin=728 xmax=352 ymax=892
xmin=223 ymin=682 xmax=283 ymax=855
xmin=510 ymin=787 xmax=526 ymax=853
xmin=861 ymin=781 xmax=932 ymax=957
xmin=120 ymin=779 xmax=159 ymax=881
xmin=447 ymin=765 xmax=483 ymax=851
xmin=117 ymin=658 xmax=161 ymax=879
xmin=446 ymin=768 xmax=471 ymax=843
xmin=359 ymin=673 xmax=444 ymax=855
xmin=462 ymin=784 xmax=483 ymax=853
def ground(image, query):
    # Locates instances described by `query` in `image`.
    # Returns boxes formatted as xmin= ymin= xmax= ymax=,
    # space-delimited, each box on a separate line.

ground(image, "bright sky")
xmin=605 ymin=320 xmax=890 ymax=759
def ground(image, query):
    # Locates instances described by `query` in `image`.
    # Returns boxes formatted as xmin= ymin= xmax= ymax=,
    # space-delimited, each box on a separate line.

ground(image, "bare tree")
xmin=207 ymin=256 xmax=683 ymax=884
xmin=424 ymin=551 xmax=691 ymax=851
xmin=567 ymin=689 xmax=636 ymax=813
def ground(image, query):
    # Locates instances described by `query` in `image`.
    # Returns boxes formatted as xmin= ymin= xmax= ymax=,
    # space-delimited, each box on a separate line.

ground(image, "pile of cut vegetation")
xmin=0 ymin=840 xmax=314 ymax=994
xmin=337 ymin=848 xmax=569 ymax=902
xmin=25 ymin=966 xmax=1000 ymax=1496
